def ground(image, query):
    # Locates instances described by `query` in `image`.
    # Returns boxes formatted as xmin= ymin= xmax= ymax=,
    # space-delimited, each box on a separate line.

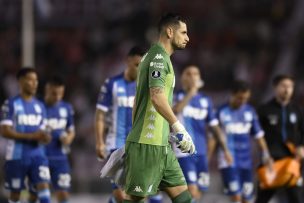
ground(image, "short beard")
xmin=172 ymin=42 xmax=185 ymax=51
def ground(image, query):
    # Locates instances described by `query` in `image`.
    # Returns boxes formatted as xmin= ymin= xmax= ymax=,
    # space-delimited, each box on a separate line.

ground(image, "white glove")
xmin=171 ymin=121 xmax=196 ymax=154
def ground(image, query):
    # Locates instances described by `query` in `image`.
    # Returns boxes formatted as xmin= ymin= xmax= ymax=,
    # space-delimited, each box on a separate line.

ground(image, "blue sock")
xmin=149 ymin=194 xmax=163 ymax=203
xmin=38 ymin=189 xmax=51 ymax=203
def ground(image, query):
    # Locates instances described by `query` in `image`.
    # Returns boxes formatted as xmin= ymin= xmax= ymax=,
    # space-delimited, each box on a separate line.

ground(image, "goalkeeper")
xmin=123 ymin=13 xmax=194 ymax=203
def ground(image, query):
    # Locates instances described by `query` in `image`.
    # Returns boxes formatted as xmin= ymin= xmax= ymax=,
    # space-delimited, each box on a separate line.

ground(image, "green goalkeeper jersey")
xmin=127 ymin=43 xmax=175 ymax=146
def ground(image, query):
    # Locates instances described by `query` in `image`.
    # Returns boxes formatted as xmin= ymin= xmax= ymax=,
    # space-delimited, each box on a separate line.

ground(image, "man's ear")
xmin=166 ymin=27 xmax=174 ymax=39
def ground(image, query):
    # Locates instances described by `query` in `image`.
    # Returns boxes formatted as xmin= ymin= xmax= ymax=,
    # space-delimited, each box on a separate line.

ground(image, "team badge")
xmin=244 ymin=112 xmax=253 ymax=121
xmin=34 ymin=104 xmax=42 ymax=113
xmin=151 ymin=70 xmax=161 ymax=79
xmin=268 ymin=115 xmax=278 ymax=125
xmin=199 ymin=98 xmax=208 ymax=108
xmin=290 ymin=113 xmax=297 ymax=123
xmin=59 ymin=108 xmax=67 ymax=117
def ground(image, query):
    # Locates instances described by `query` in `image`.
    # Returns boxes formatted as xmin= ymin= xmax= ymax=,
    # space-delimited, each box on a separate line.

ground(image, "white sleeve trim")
xmin=254 ymin=131 xmax=264 ymax=139
xmin=96 ymin=104 xmax=109 ymax=112
xmin=0 ymin=120 xmax=13 ymax=126
xmin=209 ymin=119 xmax=219 ymax=126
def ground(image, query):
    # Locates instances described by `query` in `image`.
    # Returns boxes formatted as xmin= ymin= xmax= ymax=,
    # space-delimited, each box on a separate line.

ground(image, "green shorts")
xmin=124 ymin=141 xmax=186 ymax=197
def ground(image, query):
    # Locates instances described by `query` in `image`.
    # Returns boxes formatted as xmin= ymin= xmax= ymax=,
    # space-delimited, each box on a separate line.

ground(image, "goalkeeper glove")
xmin=171 ymin=121 xmax=196 ymax=154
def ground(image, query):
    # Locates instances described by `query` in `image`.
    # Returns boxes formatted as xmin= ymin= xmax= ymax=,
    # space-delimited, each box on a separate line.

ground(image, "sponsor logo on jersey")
xmin=268 ymin=115 xmax=278 ymax=125
xmin=46 ymin=118 xmax=68 ymax=130
xmin=151 ymin=70 xmax=161 ymax=79
xmin=154 ymin=53 xmax=164 ymax=60
xmin=183 ymin=106 xmax=208 ymax=120
xmin=225 ymin=122 xmax=252 ymax=134
xmin=150 ymin=62 xmax=164 ymax=69
xmin=17 ymin=114 xmax=42 ymax=126
xmin=117 ymin=96 xmax=134 ymax=107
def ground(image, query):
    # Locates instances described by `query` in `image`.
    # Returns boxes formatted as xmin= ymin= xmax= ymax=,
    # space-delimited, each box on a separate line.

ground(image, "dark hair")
xmin=16 ymin=67 xmax=37 ymax=80
xmin=272 ymin=74 xmax=294 ymax=86
xmin=158 ymin=13 xmax=185 ymax=33
xmin=231 ymin=80 xmax=250 ymax=93
xmin=46 ymin=75 xmax=65 ymax=86
xmin=127 ymin=46 xmax=145 ymax=57
xmin=181 ymin=63 xmax=199 ymax=73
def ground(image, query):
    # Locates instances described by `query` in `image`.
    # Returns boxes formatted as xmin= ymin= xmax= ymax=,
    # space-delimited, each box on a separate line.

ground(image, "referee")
xmin=255 ymin=74 xmax=304 ymax=203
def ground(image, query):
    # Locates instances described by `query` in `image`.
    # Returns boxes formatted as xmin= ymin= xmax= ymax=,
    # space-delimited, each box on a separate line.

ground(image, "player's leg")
xmin=4 ymin=160 xmax=26 ymax=203
xmin=177 ymin=156 xmax=201 ymax=200
xmin=123 ymin=143 xmax=165 ymax=202
xmin=30 ymin=156 xmax=51 ymax=203
xmin=239 ymin=168 xmax=254 ymax=203
xmin=220 ymin=167 xmax=242 ymax=203
xmin=160 ymin=146 xmax=192 ymax=203
xmin=50 ymin=159 xmax=72 ymax=203
xmin=110 ymin=183 xmax=126 ymax=203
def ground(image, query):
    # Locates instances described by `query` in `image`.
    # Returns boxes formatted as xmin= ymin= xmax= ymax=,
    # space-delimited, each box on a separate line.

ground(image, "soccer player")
xmin=255 ymin=75 xmax=304 ymax=203
xmin=29 ymin=75 xmax=75 ymax=203
xmin=95 ymin=46 xmax=148 ymax=203
xmin=123 ymin=13 xmax=195 ymax=203
xmin=172 ymin=65 xmax=232 ymax=202
xmin=0 ymin=67 xmax=52 ymax=203
xmin=216 ymin=80 xmax=273 ymax=203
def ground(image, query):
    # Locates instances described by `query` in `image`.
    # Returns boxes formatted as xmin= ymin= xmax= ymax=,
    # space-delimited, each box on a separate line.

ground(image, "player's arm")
xmin=60 ymin=105 xmax=76 ymax=145
xmin=0 ymin=125 xmax=49 ymax=142
xmin=173 ymin=87 xmax=198 ymax=114
xmin=256 ymin=136 xmax=273 ymax=169
xmin=207 ymin=134 xmax=217 ymax=161
xmin=209 ymin=125 xmax=233 ymax=164
xmin=60 ymin=129 xmax=75 ymax=145
xmin=150 ymin=87 xmax=177 ymax=125
xmin=95 ymin=108 xmax=107 ymax=159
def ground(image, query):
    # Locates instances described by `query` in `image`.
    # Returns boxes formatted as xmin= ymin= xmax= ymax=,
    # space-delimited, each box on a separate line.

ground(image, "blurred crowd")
xmin=0 ymin=0 xmax=304 ymax=196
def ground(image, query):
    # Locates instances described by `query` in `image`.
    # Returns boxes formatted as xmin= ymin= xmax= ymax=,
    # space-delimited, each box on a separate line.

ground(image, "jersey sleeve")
xmin=250 ymin=108 xmax=264 ymax=139
xmin=0 ymin=99 xmax=14 ymax=126
xmin=40 ymin=104 xmax=47 ymax=131
xmin=66 ymin=104 xmax=75 ymax=132
xmin=206 ymin=98 xmax=219 ymax=126
xmin=96 ymin=78 xmax=113 ymax=112
xmin=148 ymin=54 xmax=169 ymax=88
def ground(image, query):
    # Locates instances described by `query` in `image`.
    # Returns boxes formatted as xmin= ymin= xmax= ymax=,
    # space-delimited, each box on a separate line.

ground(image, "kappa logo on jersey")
xmin=154 ymin=53 xmax=164 ymax=60
xmin=146 ymin=133 xmax=154 ymax=139
xmin=244 ymin=112 xmax=253 ymax=122
xmin=18 ymin=114 xmax=42 ymax=126
xmin=134 ymin=186 xmax=143 ymax=193
xmin=34 ymin=104 xmax=42 ymax=113
xmin=117 ymin=87 xmax=125 ymax=93
xmin=147 ymin=123 xmax=155 ymax=130
xmin=199 ymin=99 xmax=208 ymax=108
xmin=117 ymin=96 xmax=134 ymax=107
xmin=151 ymin=70 xmax=161 ymax=79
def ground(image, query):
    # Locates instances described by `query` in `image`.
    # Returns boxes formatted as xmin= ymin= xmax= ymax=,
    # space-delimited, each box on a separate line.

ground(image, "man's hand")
xmin=295 ymin=146 xmax=304 ymax=161
xmin=171 ymin=121 xmax=195 ymax=154
xmin=31 ymin=131 xmax=52 ymax=144
xmin=223 ymin=149 xmax=233 ymax=165
xmin=262 ymin=150 xmax=274 ymax=171
xmin=96 ymin=143 xmax=106 ymax=160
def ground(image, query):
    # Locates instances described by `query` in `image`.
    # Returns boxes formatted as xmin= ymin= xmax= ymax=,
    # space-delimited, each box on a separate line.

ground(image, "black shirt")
xmin=258 ymin=98 xmax=304 ymax=160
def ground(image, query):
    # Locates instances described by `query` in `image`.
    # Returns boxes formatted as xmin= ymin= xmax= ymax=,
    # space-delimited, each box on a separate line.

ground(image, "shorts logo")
xmin=151 ymin=71 xmax=161 ymax=79
xmin=134 ymin=186 xmax=143 ymax=193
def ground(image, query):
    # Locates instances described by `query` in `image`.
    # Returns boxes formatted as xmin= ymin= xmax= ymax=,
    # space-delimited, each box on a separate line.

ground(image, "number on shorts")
xmin=242 ymin=182 xmax=253 ymax=196
xmin=198 ymin=172 xmax=210 ymax=187
xmin=39 ymin=166 xmax=51 ymax=180
xmin=58 ymin=173 xmax=71 ymax=188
